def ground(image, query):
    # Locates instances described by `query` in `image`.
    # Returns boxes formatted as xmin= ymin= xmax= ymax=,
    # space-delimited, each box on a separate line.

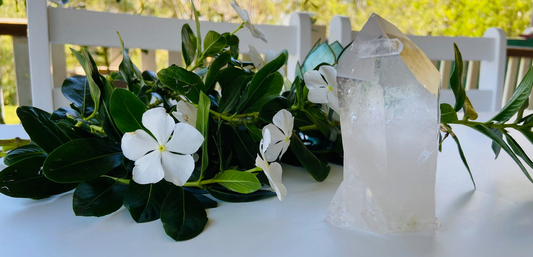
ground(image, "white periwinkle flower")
xmin=172 ymin=101 xmax=197 ymax=128
xmin=121 ymin=107 xmax=204 ymax=186
xmin=263 ymin=109 xmax=294 ymax=162
xmin=304 ymin=65 xmax=339 ymax=113
xmin=248 ymin=45 xmax=285 ymax=77
xmin=255 ymin=129 xmax=287 ymax=201
xmin=231 ymin=0 xmax=268 ymax=43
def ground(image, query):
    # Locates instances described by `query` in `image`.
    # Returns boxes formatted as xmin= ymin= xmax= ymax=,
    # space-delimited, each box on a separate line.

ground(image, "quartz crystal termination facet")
xmin=326 ymin=13 xmax=441 ymax=234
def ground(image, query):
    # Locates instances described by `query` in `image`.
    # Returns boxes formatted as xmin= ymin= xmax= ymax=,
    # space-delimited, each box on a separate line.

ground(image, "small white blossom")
xmin=248 ymin=45 xmax=285 ymax=77
xmin=172 ymin=101 xmax=197 ymax=128
xmin=231 ymin=0 xmax=268 ymax=43
xmin=263 ymin=109 xmax=294 ymax=161
xmin=255 ymin=129 xmax=287 ymax=201
xmin=121 ymin=107 xmax=204 ymax=186
xmin=304 ymin=65 xmax=339 ymax=113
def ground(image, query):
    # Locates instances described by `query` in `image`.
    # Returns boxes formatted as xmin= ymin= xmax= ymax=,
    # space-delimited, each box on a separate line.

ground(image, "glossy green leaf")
xmin=158 ymin=66 xmax=205 ymax=103
xmin=472 ymin=124 xmax=533 ymax=183
xmin=519 ymin=129 xmax=533 ymax=145
xmin=43 ymin=138 xmax=123 ymax=183
xmin=213 ymin=170 xmax=261 ymax=194
xmin=245 ymin=123 xmax=263 ymax=142
xmin=238 ymin=52 xmax=288 ymax=112
xmin=97 ymin=75 xmax=122 ymax=142
xmin=0 ymin=155 xmax=77 ymax=199
xmin=505 ymin=132 xmax=533 ymax=171
xmin=463 ymin=96 xmax=478 ymax=120
xmin=206 ymin=185 xmax=275 ymax=202
xmin=205 ymin=51 xmax=231 ymax=93
xmin=443 ymin=124 xmax=475 ymax=189
xmin=259 ymin=97 xmax=291 ymax=123
xmin=3 ymin=143 xmax=46 ymax=166
xmin=161 ymin=187 xmax=208 ymax=241
xmin=123 ymin=180 xmax=174 ymax=223
xmin=247 ymin=72 xmax=284 ymax=112
xmin=449 ymin=43 xmax=466 ymax=112
xmin=193 ymin=193 xmax=218 ymax=209
xmin=223 ymin=33 xmax=240 ymax=59
xmin=490 ymin=67 xmax=533 ymax=123
xmin=70 ymin=48 xmax=101 ymax=114
xmin=51 ymin=107 xmax=81 ymax=121
xmin=516 ymin=98 xmax=529 ymax=122
xmin=218 ymin=67 xmax=251 ymax=113
xmin=197 ymin=92 xmax=211 ymax=178
xmin=290 ymin=133 xmax=330 ymax=181
xmin=181 ymin=23 xmax=197 ymax=67
xmin=117 ymin=32 xmax=144 ymax=94
xmin=490 ymin=128 xmax=502 ymax=159
xmin=304 ymin=107 xmax=332 ymax=138
xmin=61 ymin=75 xmax=95 ymax=117
xmin=301 ymin=42 xmax=336 ymax=74
xmin=440 ymin=103 xmax=458 ymax=123
xmin=203 ymin=31 xmax=227 ymax=58
xmin=17 ymin=106 xmax=71 ymax=153
xmin=110 ymin=88 xmax=147 ymax=133
xmin=73 ymin=177 xmax=128 ymax=217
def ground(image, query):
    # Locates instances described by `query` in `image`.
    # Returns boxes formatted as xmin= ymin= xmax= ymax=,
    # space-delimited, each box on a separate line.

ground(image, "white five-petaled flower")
xmin=304 ymin=65 xmax=339 ymax=113
xmin=172 ymin=101 xmax=198 ymax=128
xmin=231 ymin=0 xmax=268 ymax=43
xmin=121 ymin=107 xmax=204 ymax=186
xmin=255 ymin=129 xmax=287 ymax=201
xmin=263 ymin=109 xmax=294 ymax=162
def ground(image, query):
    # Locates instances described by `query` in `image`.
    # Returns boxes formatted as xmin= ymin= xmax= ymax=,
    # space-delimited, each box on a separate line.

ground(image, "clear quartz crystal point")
xmin=326 ymin=13 xmax=441 ymax=234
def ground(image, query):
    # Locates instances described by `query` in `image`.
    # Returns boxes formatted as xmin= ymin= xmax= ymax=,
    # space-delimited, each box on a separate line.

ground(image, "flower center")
xmin=285 ymin=137 xmax=290 ymax=142
xmin=184 ymin=114 xmax=189 ymax=122
xmin=158 ymin=145 xmax=166 ymax=152
xmin=328 ymin=85 xmax=333 ymax=91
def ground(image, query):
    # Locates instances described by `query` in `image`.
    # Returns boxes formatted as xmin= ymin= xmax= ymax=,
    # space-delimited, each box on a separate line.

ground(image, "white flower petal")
xmin=142 ymin=107 xmax=175 ymax=145
xmin=307 ymin=87 xmax=329 ymax=103
xmin=260 ymin=128 xmax=272 ymax=155
xmin=327 ymin=91 xmax=340 ymax=113
xmin=265 ymin=140 xmax=285 ymax=162
xmin=244 ymin=22 xmax=268 ymax=43
xmin=319 ymin=66 xmax=337 ymax=87
xmin=248 ymin=45 xmax=265 ymax=70
xmin=265 ymin=162 xmax=287 ymax=201
xmin=264 ymin=124 xmax=285 ymax=142
xmin=161 ymin=151 xmax=195 ymax=186
xmin=264 ymin=124 xmax=287 ymax=161
xmin=133 ymin=151 xmax=164 ymax=184
xmin=264 ymin=50 xmax=276 ymax=63
xmin=174 ymin=101 xmax=197 ymax=127
xmin=231 ymin=0 xmax=249 ymax=21
xmin=166 ymin=123 xmax=204 ymax=154
xmin=255 ymin=154 xmax=268 ymax=171
xmin=121 ymin=129 xmax=158 ymax=161
xmin=272 ymin=109 xmax=294 ymax=137
xmin=304 ymin=70 xmax=327 ymax=90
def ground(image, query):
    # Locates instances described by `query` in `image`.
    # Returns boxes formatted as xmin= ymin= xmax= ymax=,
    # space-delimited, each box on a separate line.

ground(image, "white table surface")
xmin=1 ymin=115 xmax=533 ymax=257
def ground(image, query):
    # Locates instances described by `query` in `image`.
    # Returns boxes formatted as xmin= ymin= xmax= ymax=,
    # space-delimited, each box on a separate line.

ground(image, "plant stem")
xmin=449 ymin=119 xmax=522 ymax=130
xmin=101 ymin=175 xmax=130 ymax=185
xmin=230 ymin=22 xmax=245 ymax=36
xmin=148 ymin=99 xmax=164 ymax=109
xmin=89 ymin=125 xmax=105 ymax=134
xmin=0 ymin=137 xmax=31 ymax=152
xmin=183 ymin=167 xmax=263 ymax=187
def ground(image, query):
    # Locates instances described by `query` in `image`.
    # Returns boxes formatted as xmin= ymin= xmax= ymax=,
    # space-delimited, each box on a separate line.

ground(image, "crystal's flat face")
xmin=326 ymin=13 xmax=441 ymax=234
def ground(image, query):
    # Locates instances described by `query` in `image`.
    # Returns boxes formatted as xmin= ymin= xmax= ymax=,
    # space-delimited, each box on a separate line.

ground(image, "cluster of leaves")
xmin=0 ymin=13 xmax=342 ymax=241
xmin=440 ymin=43 xmax=533 ymax=189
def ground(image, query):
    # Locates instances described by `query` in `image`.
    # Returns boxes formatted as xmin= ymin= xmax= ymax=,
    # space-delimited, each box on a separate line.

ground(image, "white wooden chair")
xmin=27 ymin=0 xmax=325 ymax=112
xmin=329 ymin=16 xmax=507 ymax=112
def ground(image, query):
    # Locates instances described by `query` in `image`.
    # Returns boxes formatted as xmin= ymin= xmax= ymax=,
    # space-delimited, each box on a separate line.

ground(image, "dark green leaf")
xmin=193 ymin=193 xmax=218 ymax=209
xmin=238 ymin=52 xmax=288 ymax=112
xmin=70 ymin=48 xmax=101 ymax=113
xmin=259 ymin=97 xmax=291 ymax=123
xmin=205 ymin=51 xmax=231 ymax=93
xmin=218 ymin=67 xmax=251 ymax=113
xmin=301 ymin=42 xmax=336 ymax=74
xmin=213 ymin=170 xmax=261 ymax=194
xmin=73 ymin=177 xmax=128 ymax=217
xmin=181 ymin=23 xmax=197 ymax=67
xmin=491 ymin=67 xmax=533 ymax=123
xmin=0 ymin=155 xmax=77 ymax=199
xmin=505 ymin=132 xmax=533 ymax=171
xmin=304 ymin=107 xmax=332 ymax=138
xmin=295 ymin=61 xmax=303 ymax=80
xmin=245 ymin=123 xmax=263 ymax=142
xmin=206 ymin=185 xmax=275 ymax=202
xmin=203 ymin=31 xmax=227 ymax=58
xmin=123 ymin=180 xmax=174 ymax=223
xmin=517 ymin=98 xmax=529 ymax=122
xmin=43 ymin=138 xmax=123 ymax=183
xmin=4 ymin=143 xmax=46 ymax=166
xmin=471 ymin=124 xmax=533 ymax=183
xmin=289 ymin=133 xmax=330 ymax=181
xmin=231 ymin=126 xmax=259 ymax=169
xmin=197 ymin=92 xmax=211 ymax=178
xmin=51 ymin=107 xmax=81 ymax=121
xmin=450 ymin=43 xmax=466 ymax=112
xmin=491 ymin=128 xmax=502 ymax=159
xmin=61 ymin=75 xmax=95 ymax=117
xmin=110 ymin=88 xmax=147 ymax=133
xmin=247 ymin=72 xmax=284 ymax=112
xmin=161 ymin=187 xmax=208 ymax=241
xmin=117 ymin=32 xmax=144 ymax=94
xmin=158 ymin=66 xmax=205 ymax=103
xmin=519 ymin=129 xmax=533 ymax=145
xmin=17 ymin=106 xmax=71 ymax=153
xmin=440 ymin=103 xmax=458 ymax=123
xmin=443 ymin=125 xmax=475 ymax=189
